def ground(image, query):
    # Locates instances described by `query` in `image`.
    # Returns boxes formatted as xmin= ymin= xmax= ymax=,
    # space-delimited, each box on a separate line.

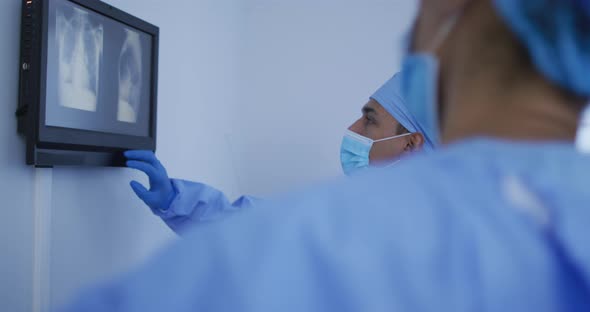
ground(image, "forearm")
xmin=153 ymin=179 xmax=260 ymax=235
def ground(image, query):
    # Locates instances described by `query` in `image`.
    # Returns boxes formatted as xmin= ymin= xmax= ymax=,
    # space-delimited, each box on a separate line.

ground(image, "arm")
xmin=125 ymin=150 xmax=258 ymax=235
xmin=154 ymin=179 xmax=259 ymax=235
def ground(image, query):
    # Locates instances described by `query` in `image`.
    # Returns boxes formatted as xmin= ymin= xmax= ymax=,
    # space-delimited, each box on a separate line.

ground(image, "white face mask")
xmin=340 ymin=130 xmax=412 ymax=176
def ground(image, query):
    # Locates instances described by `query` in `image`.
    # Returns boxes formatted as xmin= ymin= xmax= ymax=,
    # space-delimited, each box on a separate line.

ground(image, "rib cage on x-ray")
xmin=57 ymin=7 xmax=103 ymax=112
xmin=45 ymin=0 xmax=152 ymax=137
xmin=118 ymin=29 xmax=143 ymax=123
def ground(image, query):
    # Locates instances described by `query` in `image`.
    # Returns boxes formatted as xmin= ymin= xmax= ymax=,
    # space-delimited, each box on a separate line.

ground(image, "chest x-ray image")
xmin=118 ymin=29 xmax=143 ymax=123
xmin=45 ymin=0 xmax=153 ymax=137
xmin=56 ymin=7 xmax=104 ymax=112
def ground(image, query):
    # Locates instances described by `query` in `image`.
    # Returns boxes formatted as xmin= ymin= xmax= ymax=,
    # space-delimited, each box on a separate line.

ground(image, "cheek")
xmin=369 ymin=141 xmax=406 ymax=164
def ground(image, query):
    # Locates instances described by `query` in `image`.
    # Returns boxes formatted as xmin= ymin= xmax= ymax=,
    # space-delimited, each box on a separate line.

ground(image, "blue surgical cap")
xmin=494 ymin=0 xmax=590 ymax=96
xmin=371 ymin=74 xmax=435 ymax=151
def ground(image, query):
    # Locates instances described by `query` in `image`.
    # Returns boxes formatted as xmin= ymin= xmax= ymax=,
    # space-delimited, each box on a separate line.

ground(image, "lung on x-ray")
xmin=45 ymin=0 xmax=153 ymax=137
xmin=118 ymin=29 xmax=143 ymax=123
xmin=56 ymin=7 xmax=103 ymax=112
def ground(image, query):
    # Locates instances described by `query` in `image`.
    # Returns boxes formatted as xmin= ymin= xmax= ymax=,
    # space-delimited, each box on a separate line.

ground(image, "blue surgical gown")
xmin=154 ymin=180 xmax=258 ymax=235
xmin=59 ymin=139 xmax=590 ymax=311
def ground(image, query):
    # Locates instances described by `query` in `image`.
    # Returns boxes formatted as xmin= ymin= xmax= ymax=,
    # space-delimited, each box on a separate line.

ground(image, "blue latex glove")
xmin=125 ymin=150 xmax=176 ymax=212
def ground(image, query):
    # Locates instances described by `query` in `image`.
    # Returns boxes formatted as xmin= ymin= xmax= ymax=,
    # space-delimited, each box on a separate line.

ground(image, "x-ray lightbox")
xmin=17 ymin=0 xmax=159 ymax=167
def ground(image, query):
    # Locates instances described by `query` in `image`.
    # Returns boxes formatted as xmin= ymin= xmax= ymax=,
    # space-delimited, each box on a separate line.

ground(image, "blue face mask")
xmin=340 ymin=130 xmax=411 ymax=176
xmin=400 ymin=54 xmax=440 ymax=145
xmin=400 ymin=13 xmax=462 ymax=146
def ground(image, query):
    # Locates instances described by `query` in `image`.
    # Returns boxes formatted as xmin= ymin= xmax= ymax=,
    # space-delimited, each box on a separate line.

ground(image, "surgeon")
xmin=60 ymin=0 xmax=590 ymax=311
xmin=124 ymin=73 xmax=433 ymax=235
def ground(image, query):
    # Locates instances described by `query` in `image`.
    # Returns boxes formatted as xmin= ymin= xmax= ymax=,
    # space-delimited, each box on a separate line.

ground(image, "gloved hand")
xmin=125 ymin=150 xmax=176 ymax=211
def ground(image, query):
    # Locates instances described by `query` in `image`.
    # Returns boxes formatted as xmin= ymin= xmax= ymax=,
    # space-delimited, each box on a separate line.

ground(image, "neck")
xmin=436 ymin=0 xmax=587 ymax=145
xmin=441 ymin=72 xmax=585 ymax=145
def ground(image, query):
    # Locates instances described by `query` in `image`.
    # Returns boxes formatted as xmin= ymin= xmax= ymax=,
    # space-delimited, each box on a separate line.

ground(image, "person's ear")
xmin=405 ymin=132 xmax=425 ymax=152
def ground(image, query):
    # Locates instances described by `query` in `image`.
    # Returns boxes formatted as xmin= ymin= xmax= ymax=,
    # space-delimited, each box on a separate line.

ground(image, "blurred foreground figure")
xmin=60 ymin=0 xmax=590 ymax=311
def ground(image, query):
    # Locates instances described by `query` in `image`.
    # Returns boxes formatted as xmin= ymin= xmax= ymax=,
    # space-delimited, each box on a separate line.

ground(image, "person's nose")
xmin=348 ymin=118 xmax=363 ymax=134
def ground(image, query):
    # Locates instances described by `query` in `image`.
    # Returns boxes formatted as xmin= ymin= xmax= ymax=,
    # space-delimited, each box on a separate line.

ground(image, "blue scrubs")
xmin=154 ymin=180 xmax=259 ymax=235
xmin=59 ymin=139 xmax=590 ymax=311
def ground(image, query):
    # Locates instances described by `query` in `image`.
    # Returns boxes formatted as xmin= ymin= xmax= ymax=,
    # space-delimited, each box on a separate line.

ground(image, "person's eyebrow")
xmin=362 ymin=106 xmax=378 ymax=115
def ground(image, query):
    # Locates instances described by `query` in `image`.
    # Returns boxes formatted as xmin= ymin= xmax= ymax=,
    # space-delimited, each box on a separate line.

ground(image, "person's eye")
xmin=365 ymin=116 xmax=376 ymax=125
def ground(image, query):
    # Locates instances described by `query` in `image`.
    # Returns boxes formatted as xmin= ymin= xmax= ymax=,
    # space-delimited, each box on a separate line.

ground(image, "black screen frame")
xmin=20 ymin=0 xmax=159 ymax=167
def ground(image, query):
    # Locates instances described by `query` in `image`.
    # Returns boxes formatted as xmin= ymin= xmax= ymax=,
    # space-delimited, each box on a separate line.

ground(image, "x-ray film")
xmin=45 ymin=0 xmax=153 ymax=137
xmin=56 ymin=7 xmax=103 ymax=112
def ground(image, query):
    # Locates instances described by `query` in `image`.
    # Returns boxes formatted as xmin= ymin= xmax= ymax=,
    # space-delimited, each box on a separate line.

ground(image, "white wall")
xmin=0 ymin=2 xmax=35 ymax=311
xmin=232 ymin=0 xmax=416 ymax=195
xmin=1 ymin=1 xmax=243 ymax=311
xmin=49 ymin=0 xmax=245 ymax=309
xmin=1 ymin=1 xmax=415 ymax=310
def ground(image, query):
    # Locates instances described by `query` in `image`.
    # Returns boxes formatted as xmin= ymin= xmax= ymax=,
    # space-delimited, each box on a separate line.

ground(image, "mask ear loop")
xmin=427 ymin=13 xmax=460 ymax=52
xmin=383 ymin=159 xmax=402 ymax=169
xmin=372 ymin=132 xmax=415 ymax=168
xmin=373 ymin=132 xmax=413 ymax=143
xmin=427 ymin=0 xmax=477 ymax=52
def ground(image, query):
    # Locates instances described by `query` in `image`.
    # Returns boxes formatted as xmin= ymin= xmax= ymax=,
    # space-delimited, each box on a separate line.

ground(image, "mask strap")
xmin=384 ymin=159 xmax=402 ymax=168
xmin=427 ymin=0 xmax=475 ymax=52
xmin=373 ymin=132 xmax=413 ymax=143
xmin=427 ymin=13 xmax=460 ymax=52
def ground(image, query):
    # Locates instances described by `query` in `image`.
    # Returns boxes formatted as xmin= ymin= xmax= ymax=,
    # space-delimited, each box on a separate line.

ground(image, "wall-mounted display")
xmin=17 ymin=0 xmax=159 ymax=167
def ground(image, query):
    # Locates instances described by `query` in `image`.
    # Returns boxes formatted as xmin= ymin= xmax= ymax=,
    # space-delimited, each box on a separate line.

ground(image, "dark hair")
xmin=396 ymin=123 xmax=410 ymax=135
